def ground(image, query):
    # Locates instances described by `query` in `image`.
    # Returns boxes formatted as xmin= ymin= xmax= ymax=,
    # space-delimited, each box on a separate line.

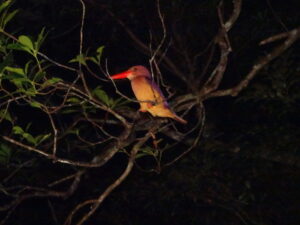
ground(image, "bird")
xmin=110 ymin=65 xmax=187 ymax=124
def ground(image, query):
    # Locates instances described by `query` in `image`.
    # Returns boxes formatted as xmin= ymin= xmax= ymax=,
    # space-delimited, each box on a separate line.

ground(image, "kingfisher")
xmin=110 ymin=65 xmax=187 ymax=124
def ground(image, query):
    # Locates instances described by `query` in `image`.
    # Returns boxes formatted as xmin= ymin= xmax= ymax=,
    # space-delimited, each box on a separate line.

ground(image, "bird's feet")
xmin=147 ymin=102 xmax=154 ymax=108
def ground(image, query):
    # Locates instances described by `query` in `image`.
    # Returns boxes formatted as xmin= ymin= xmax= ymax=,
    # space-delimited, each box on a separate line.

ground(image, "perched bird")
xmin=110 ymin=65 xmax=187 ymax=124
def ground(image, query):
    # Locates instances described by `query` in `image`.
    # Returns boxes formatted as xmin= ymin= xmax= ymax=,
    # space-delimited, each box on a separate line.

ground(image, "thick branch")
xmin=64 ymin=132 xmax=153 ymax=225
xmin=199 ymin=0 xmax=242 ymax=97
xmin=206 ymin=27 xmax=300 ymax=98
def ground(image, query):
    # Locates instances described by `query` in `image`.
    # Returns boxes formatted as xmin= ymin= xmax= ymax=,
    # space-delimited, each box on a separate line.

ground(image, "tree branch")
xmin=206 ymin=27 xmax=300 ymax=98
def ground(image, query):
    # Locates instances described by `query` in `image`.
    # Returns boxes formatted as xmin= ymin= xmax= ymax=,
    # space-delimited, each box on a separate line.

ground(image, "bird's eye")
xmin=132 ymin=67 xmax=137 ymax=71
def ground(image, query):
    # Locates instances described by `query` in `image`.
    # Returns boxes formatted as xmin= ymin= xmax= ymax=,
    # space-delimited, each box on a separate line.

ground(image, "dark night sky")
xmin=1 ymin=0 xmax=300 ymax=225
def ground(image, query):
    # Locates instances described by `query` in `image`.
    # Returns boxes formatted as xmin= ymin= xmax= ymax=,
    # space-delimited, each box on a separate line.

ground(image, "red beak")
xmin=110 ymin=70 xmax=131 ymax=80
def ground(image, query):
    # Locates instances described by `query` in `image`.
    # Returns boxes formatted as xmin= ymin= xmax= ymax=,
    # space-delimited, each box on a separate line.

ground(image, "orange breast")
xmin=131 ymin=77 xmax=164 ymax=104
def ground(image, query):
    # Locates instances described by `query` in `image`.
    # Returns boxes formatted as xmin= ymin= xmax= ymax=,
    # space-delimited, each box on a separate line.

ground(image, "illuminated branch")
xmin=64 ymin=130 xmax=155 ymax=225
xmin=206 ymin=26 xmax=300 ymax=98
xmin=200 ymin=0 xmax=242 ymax=97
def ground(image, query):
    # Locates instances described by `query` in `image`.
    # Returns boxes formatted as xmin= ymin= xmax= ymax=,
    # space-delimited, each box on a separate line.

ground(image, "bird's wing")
xmin=131 ymin=77 xmax=167 ymax=106
xmin=145 ymin=78 xmax=167 ymax=106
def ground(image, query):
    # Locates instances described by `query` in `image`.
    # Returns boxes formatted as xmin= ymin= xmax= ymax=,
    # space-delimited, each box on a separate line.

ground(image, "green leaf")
xmin=0 ymin=73 xmax=23 ymax=80
xmin=111 ymin=97 xmax=129 ymax=109
xmin=69 ymin=54 xmax=87 ymax=66
xmin=35 ymin=27 xmax=46 ymax=51
xmin=137 ymin=146 xmax=157 ymax=158
xmin=23 ymin=133 xmax=36 ymax=145
xmin=65 ymin=128 xmax=80 ymax=135
xmin=142 ymin=146 xmax=156 ymax=154
xmin=18 ymin=35 xmax=34 ymax=51
xmin=5 ymin=66 xmax=25 ymax=75
xmin=0 ymin=143 xmax=12 ymax=166
xmin=13 ymin=126 xmax=24 ymax=135
xmin=30 ymin=101 xmax=42 ymax=109
xmin=0 ymin=109 xmax=12 ymax=123
xmin=22 ymin=86 xmax=37 ymax=96
xmin=136 ymin=146 xmax=158 ymax=158
xmin=35 ymin=133 xmax=51 ymax=145
xmin=7 ymin=42 xmax=27 ymax=51
xmin=24 ymin=61 xmax=33 ymax=74
xmin=0 ymin=0 xmax=12 ymax=14
xmin=3 ymin=9 xmax=18 ymax=27
xmin=41 ymin=77 xmax=62 ymax=88
xmin=89 ymin=56 xmax=98 ymax=64
xmin=92 ymin=86 xmax=113 ymax=106
xmin=67 ymin=97 xmax=81 ymax=103
xmin=13 ymin=125 xmax=37 ymax=145
xmin=0 ymin=52 xmax=13 ymax=73
xmin=25 ymin=122 xmax=32 ymax=131
xmin=96 ymin=46 xmax=104 ymax=60
xmin=136 ymin=151 xmax=149 ymax=159
xmin=33 ymin=70 xmax=46 ymax=82
xmin=61 ymin=108 xmax=79 ymax=114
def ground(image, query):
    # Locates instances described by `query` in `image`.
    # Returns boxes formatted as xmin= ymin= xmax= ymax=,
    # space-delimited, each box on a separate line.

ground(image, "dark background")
xmin=1 ymin=0 xmax=300 ymax=224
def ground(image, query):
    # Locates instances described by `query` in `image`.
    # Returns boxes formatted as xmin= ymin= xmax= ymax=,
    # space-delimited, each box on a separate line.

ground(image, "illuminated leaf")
xmin=3 ymin=9 xmax=18 ymax=27
xmin=96 ymin=46 xmax=104 ymax=61
xmin=0 ymin=0 xmax=12 ymax=13
xmin=42 ymin=77 xmax=62 ymax=87
xmin=5 ymin=66 xmax=25 ymax=75
xmin=35 ymin=133 xmax=51 ymax=145
xmin=69 ymin=54 xmax=87 ymax=66
xmin=13 ymin=126 xmax=36 ymax=145
xmin=92 ymin=86 xmax=113 ymax=106
xmin=30 ymin=101 xmax=42 ymax=109
xmin=0 ymin=109 xmax=12 ymax=123
xmin=18 ymin=35 xmax=34 ymax=51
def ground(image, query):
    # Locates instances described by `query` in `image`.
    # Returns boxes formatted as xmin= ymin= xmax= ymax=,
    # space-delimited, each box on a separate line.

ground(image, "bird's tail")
xmin=172 ymin=114 xmax=187 ymax=124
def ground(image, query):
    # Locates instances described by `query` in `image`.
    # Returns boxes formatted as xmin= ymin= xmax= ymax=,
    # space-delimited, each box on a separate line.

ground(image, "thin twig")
xmin=1 ymin=136 xmax=116 ymax=168
xmin=0 ymin=29 xmax=77 ymax=72
xmin=78 ymin=0 xmax=91 ymax=98
xmin=45 ymin=108 xmax=58 ymax=157
xmin=207 ymin=27 xmax=300 ymax=98
xmin=64 ymin=133 xmax=151 ymax=225
xmin=101 ymin=5 xmax=187 ymax=82
xmin=199 ymin=0 xmax=242 ymax=98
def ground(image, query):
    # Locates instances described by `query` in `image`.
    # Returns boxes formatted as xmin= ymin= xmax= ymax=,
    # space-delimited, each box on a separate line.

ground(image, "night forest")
xmin=0 ymin=0 xmax=299 ymax=225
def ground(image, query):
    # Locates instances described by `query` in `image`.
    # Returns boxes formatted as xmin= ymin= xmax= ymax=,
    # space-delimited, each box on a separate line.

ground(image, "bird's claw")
xmin=147 ymin=102 xmax=154 ymax=108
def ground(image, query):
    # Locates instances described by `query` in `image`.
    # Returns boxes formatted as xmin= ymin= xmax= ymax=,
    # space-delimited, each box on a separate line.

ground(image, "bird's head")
xmin=110 ymin=65 xmax=151 ymax=81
